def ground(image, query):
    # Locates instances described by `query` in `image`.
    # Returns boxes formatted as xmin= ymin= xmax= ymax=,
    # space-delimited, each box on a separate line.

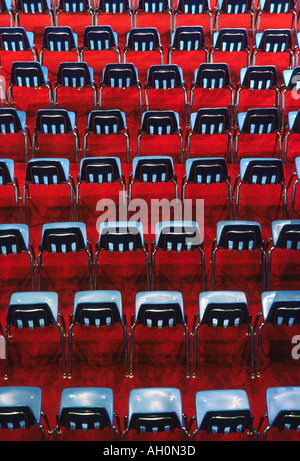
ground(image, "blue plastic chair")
xmin=210 ymin=28 xmax=250 ymax=66
xmin=182 ymin=157 xmax=233 ymax=219
xmin=256 ymin=0 xmax=297 ymax=33
xmin=0 ymin=386 xmax=51 ymax=440
xmin=0 ymin=159 xmax=21 ymax=222
xmin=83 ymin=109 xmax=130 ymax=161
xmin=138 ymin=110 xmax=183 ymax=162
xmin=0 ymin=0 xmax=14 ymax=26
xmin=0 ymin=107 xmax=31 ymax=162
xmin=281 ymin=66 xmax=300 ymax=129
xmin=81 ymin=25 xmax=121 ymax=62
xmin=173 ymin=0 xmax=213 ymax=41
xmin=99 ymin=62 xmax=142 ymax=115
xmin=254 ymin=290 xmax=300 ymax=377
xmin=192 ymin=291 xmax=255 ymax=378
xmin=233 ymin=158 xmax=287 ymax=219
xmin=54 ymin=61 xmax=97 ymax=109
xmin=129 ymin=291 xmax=190 ymax=378
xmin=190 ymin=63 xmax=234 ymax=125
xmin=15 ymin=0 xmax=54 ymax=26
xmin=124 ymin=27 xmax=164 ymax=64
xmin=95 ymin=221 xmax=149 ymax=289
xmin=211 ymin=220 xmax=266 ymax=289
xmin=37 ymin=222 xmax=93 ymax=290
xmin=129 ymin=155 xmax=178 ymax=202
xmin=190 ymin=389 xmax=257 ymax=440
xmin=257 ymin=386 xmax=300 ymax=440
xmin=133 ymin=0 xmax=172 ymax=32
xmin=55 ymin=0 xmax=94 ymax=25
xmin=0 ymin=26 xmax=38 ymax=60
xmin=267 ymin=219 xmax=300 ymax=289
xmin=54 ymin=387 xmax=120 ymax=440
xmin=23 ymin=158 xmax=75 ymax=223
xmin=32 ymin=109 xmax=79 ymax=162
xmin=68 ymin=290 xmax=128 ymax=378
xmin=235 ymin=107 xmax=282 ymax=162
xmin=187 ymin=107 xmax=233 ymax=161
xmin=40 ymin=26 xmax=80 ymax=64
xmin=8 ymin=61 xmax=52 ymax=108
xmin=287 ymin=157 xmax=300 ymax=218
xmin=4 ymin=291 xmax=67 ymax=380
xmin=283 ymin=110 xmax=300 ymax=162
xmin=168 ymin=25 xmax=208 ymax=63
xmin=151 ymin=220 xmax=205 ymax=290
xmin=76 ymin=156 xmax=126 ymax=220
xmin=0 ymin=223 xmax=35 ymax=289
xmin=253 ymin=28 xmax=294 ymax=68
xmin=145 ymin=64 xmax=188 ymax=126
xmin=235 ymin=65 xmax=279 ymax=126
xmin=215 ymin=0 xmax=255 ymax=34
xmin=123 ymin=387 xmax=189 ymax=440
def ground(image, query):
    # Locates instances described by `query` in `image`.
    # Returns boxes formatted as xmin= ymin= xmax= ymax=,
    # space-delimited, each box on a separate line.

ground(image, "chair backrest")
xmin=16 ymin=0 xmax=51 ymax=13
xmin=132 ymin=156 xmax=175 ymax=182
xmin=96 ymin=0 xmax=132 ymax=13
xmin=126 ymin=27 xmax=161 ymax=51
xmin=191 ymin=107 xmax=230 ymax=134
xmin=256 ymin=29 xmax=293 ymax=52
xmin=146 ymin=64 xmax=183 ymax=89
xmin=87 ymin=109 xmax=126 ymax=134
xmin=240 ymin=65 xmax=278 ymax=89
xmin=240 ymin=158 xmax=284 ymax=185
xmin=216 ymin=220 xmax=263 ymax=250
xmin=262 ymin=291 xmax=300 ymax=326
xmin=56 ymin=62 xmax=93 ymax=87
xmin=35 ymin=109 xmax=74 ymax=134
xmin=259 ymin=0 xmax=295 ymax=13
xmin=73 ymin=291 xmax=123 ymax=326
xmin=175 ymin=0 xmax=210 ymax=14
xmin=83 ymin=26 xmax=117 ymax=50
xmin=266 ymin=387 xmax=300 ymax=431
xmin=0 ymin=108 xmax=24 ymax=134
xmin=217 ymin=0 xmax=253 ymax=13
xmin=155 ymin=221 xmax=202 ymax=250
xmin=98 ymin=221 xmax=144 ymax=252
xmin=272 ymin=220 xmax=300 ymax=249
xmin=194 ymin=63 xmax=231 ymax=88
xmin=199 ymin=291 xmax=250 ymax=327
xmin=7 ymin=293 xmax=57 ymax=329
xmin=102 ymin=63 xmax=139 ymax=87
xmin=0 ymin=27 xmax=32 ymax=51
xmin=127 ymin=388 xmax=184 ymax=433
xmin=135 ymin=291 xmax=185 ymax=327
xmin=10 ymin=61 xmax=47 ymax=87
xmin=0 ymin=0 xmax=12 ymax=13
xmin=288 ymin=110 xmax=300 ymax=132
xmin=135 ymin=0 xmax=170 ymax=11
xmin=80 ymin=157 xmax=122 ymax=183
xmin=57 ymin=0 xmax=91 ymax=12
xmin=171 ymin=26 xmax=206 ymax=51
xmin=25 ymin=159 xmax=69 ymax=185
xmin=41 ymin=223 xmax=87 ymax=253
xmin=213 ymin=28 xmax=249 ymax=51
xmin=0 ymin=159 xmax=14 ymax=185
xmin=240 ymin=107 xmax=280 ymax=133
xmin=140 ymin=110 xmax=180 ymax=134
xmin=186 ymin=157 xmax=229 ymax=184
xmin=0 ymin=224 xmax=29 ymax=255
xmin=42 ymin=26 xmax=77 ymax=52
xmin=283 ymin=66 xmax=300 ymax=90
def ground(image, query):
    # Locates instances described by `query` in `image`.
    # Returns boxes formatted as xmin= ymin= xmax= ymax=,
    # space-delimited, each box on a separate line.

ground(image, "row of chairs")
xmin=2 ymin=288 xmax=300 ymax=382
xmin=0 ymin=0 xmax=299 ymax=36
xmin=0 ymin=385 xmax=298 ymax=441
xmin=0 ymin=218 xmax=298 ymax=292
xmin=1 ymin=105 xmax=299 ymax=163
xmin=2 ymin=155 xmax=299 ymax=223
xmin=1 ymin=25 xmax=300 ymax=65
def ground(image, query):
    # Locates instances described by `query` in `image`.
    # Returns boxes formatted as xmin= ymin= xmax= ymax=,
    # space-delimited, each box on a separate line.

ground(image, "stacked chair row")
xmin=0 ymin=384 xmax=299 ymax=441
